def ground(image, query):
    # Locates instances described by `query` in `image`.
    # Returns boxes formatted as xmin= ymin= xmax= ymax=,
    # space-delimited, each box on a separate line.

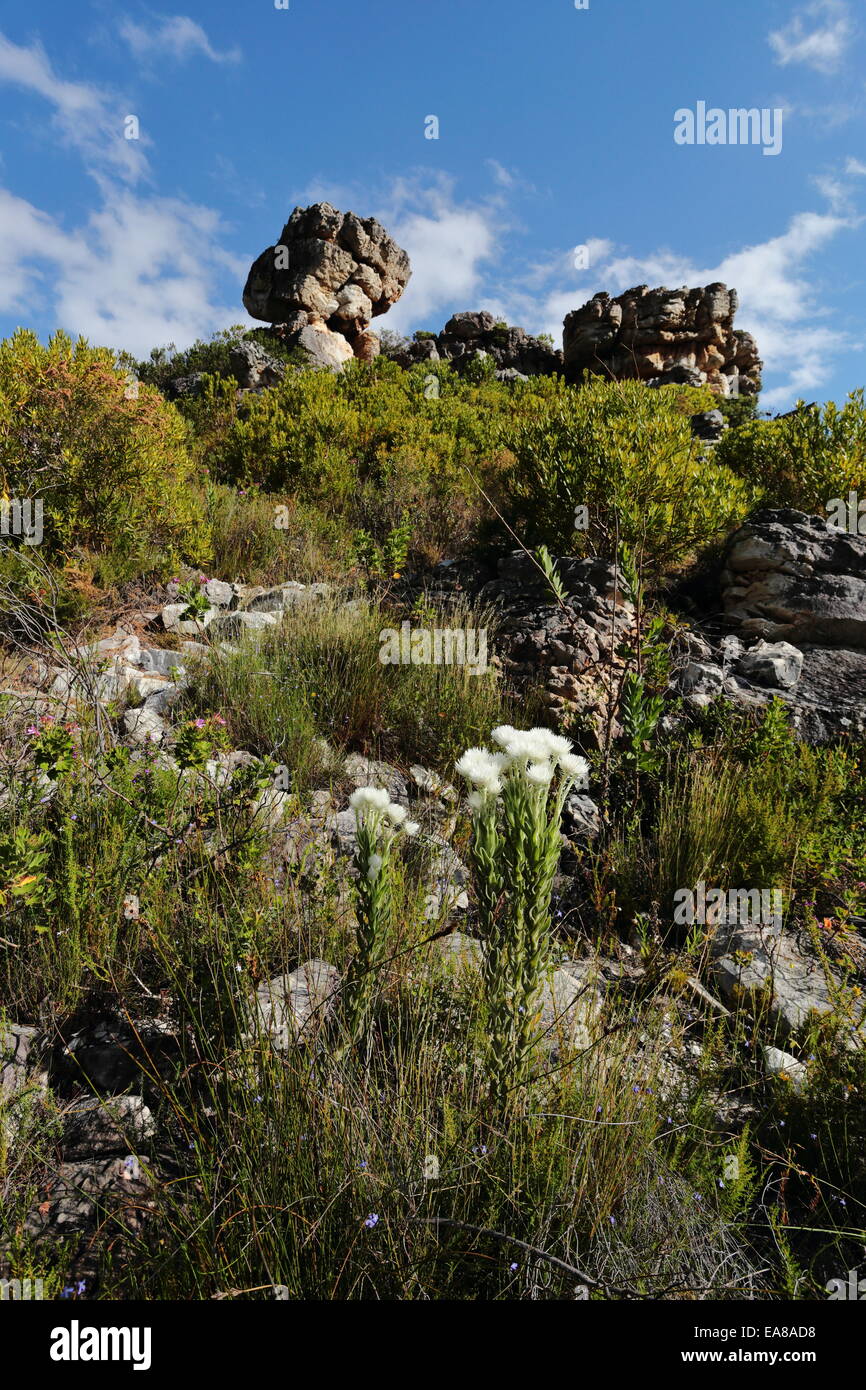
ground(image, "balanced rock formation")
xmin=243 ymin=203 xmax=411 ymax=369
xmin=389 ymin=311 xmax=561 ymax=379
xmin=562 ymin=283 xmax=761 ymax=396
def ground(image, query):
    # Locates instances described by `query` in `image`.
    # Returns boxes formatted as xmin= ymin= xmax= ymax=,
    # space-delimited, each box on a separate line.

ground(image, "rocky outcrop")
xmin=243 ymin=203 xmax=411 ymax=368
xmin=386 ymin=310 xmax=561 ymax=379
xmin=711 ymin=919 xmax=864 ymax=1046
xmin=562 ymin=283 xmax=762 ymax=396
xmin=672 ymin=509 xmax=866 ymax=742
xmin=479 ymin=550 xmax=637 ymax=741
xmin=164 ymin=339 xmax=288 ymax=400
xmin=721 ymin=509 xmax=866 ymax=647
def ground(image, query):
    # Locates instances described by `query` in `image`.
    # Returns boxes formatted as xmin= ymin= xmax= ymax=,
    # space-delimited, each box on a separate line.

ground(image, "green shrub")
xmin=204 ymin=358 xmax=522 ymax=565
xmin=132 ymin=326 xmax=249 ymax=393
xmin=0 ymin=329 xmax=209 ymax=581
xmin=506 ymin=377 xmax=752 ymax=572
xmin=715 ymin=392 xmax=866 ymax=513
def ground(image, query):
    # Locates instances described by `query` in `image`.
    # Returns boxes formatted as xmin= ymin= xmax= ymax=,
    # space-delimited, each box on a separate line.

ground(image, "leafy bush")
xmin=715 ymin=392 xmax=866 ymax=513
xmin=131 ymin=326 xmax=248 ymax=393
xmin=203 ymin=358 xmax=523 ymax=565
xmin=0 ymin=329 xmax=208 ymax=581
xmin=506 ymin=377 xmax=752 ymax=572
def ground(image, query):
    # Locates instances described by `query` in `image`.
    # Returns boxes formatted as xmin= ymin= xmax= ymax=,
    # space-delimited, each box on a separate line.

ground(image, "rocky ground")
xmin=4 ymin=502 xmax=864 ymax=1287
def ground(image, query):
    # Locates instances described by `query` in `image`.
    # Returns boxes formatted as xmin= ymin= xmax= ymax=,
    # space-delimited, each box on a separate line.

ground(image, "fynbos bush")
xmin=340 ymin=786 xmax=419 ymax=1054
xmin=507 ymin=377 xmax=751 ymax=571
xmin=0 ymin=329 xmax=209 ymax=581
xmin=716 ymin=392 xmax=866 ymax=513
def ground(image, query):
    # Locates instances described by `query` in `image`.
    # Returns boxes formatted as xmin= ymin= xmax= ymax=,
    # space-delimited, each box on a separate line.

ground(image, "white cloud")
xmin=120 ymin=16 xmax=241 ymax=65
xmin=846 ymin=156 xmax=866 ymax=175
xmin=383 ymin=182 xmax=498 ymax=331
xmin=55 ymin=194 xmax=245 ymax=356
xmin=0 ymin=28 xmax=243 ymax=355
xmin=0 ymin=185 xmax=243 ymax=356
xmin=768 ymin=0 xmax=854 ymax=75
xmin=0 ymin=189 xmax=73 ymax=314
xmin=0 ymin=33 xmax=146 ymax=183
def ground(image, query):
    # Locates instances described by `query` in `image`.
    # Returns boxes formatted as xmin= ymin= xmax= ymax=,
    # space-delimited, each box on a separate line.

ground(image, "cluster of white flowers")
xmin=453 ymin=747 xmax=509 ymax=796
xmin=455 ymin=726 xmax=589 ymax=800
xmin=349 ymin=786 xmax=419 ymax=835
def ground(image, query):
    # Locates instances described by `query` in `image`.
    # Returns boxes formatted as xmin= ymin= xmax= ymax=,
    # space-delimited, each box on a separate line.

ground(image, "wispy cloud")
xmin=120 ymin=15 xmax=242 ymax=66
xmin=768 ymin=0 xmax=855 ymax=75
xmin=0 ymin=186 xmax=241 ymax=354
xmin=0 ymin=28 xmax=242 ymax=354
xmin=0 ymin=33 xmax=146 ymax=183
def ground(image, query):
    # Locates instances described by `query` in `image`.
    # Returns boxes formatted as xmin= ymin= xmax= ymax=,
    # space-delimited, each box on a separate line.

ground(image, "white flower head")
xmin=560 ymin=753 xmax=590 ymax=787
xmin=455 ymin=747 xmax=503 ymax=795
xmin=467 ymin=789 xmax=485 ymax=812
xmin=525 ymin=760 xmax=555 ymax=786
xmin=367 ymin=852 xmax=384 ymax=881
xmin=403 ymin=820 xmax=420 ymax=836
xmin=526 ymin=727 xmax=573 ymax=763
xmin=349 ymin=786 xmax=391 ymax=815
xmin=385 ymin=802 xmax=407 ymax=826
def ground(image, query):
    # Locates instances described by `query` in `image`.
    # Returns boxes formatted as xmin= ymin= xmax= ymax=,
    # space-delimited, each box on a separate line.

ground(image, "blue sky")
xmin=0 ymin=0 xmax=864 ymax=407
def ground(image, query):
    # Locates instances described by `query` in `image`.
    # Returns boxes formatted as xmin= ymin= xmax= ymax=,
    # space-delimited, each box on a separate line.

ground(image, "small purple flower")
xmin=364 ymin=1213 xmax=379 ymax=1229
xmin=509 ymin=1262 xmax=518 ymax=1271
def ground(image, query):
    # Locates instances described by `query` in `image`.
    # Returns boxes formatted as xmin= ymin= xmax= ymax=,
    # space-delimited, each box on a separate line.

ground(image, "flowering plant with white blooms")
xmin=341 ymin=786 xmax=419 ymax=1055
xmin=455 ymin=726 xmax=590 ymax=1100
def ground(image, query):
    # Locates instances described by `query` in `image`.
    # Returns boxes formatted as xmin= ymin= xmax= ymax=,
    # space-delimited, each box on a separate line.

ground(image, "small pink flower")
xmin=194 ymin=718 xmax=206 ymax=729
